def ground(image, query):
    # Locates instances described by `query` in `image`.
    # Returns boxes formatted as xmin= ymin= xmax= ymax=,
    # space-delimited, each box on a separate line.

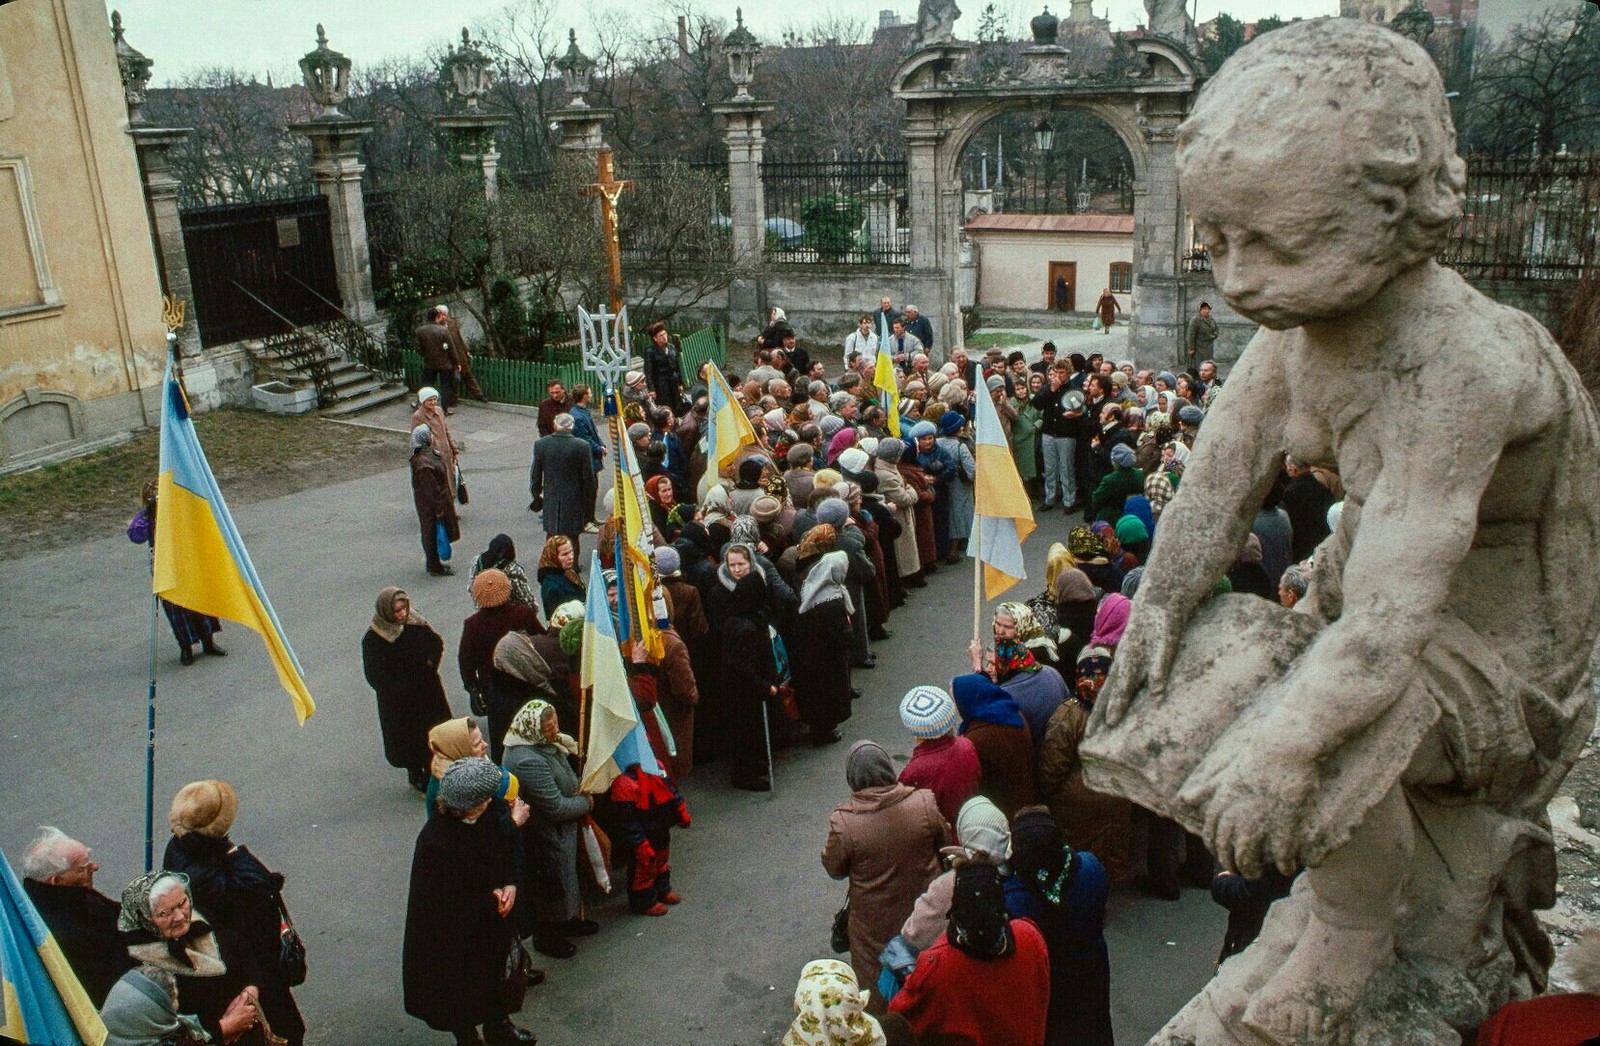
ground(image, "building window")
xmin=1109 ymin=262 xmax=1132 ymax=294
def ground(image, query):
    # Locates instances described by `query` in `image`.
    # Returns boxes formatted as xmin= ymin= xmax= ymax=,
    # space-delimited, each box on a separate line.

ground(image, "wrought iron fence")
xmin=1441 ymin=155 xmax=1600 ymax=280
xmin=761 ymin=159 xmax=909 ymax=265
xmin=616 ymin=160 xmax=730 ymax=266
xmin=402 ymin=325 xmax=724 ymax=406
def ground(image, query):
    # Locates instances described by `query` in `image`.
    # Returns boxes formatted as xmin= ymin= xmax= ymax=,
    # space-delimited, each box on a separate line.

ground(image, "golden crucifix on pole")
xmin=584 ymin=147 xmax=633 ymax=314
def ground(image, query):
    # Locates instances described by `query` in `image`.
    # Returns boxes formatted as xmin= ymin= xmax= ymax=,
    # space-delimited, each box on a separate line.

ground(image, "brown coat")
xmin=444 ymin=317 xmax=483 ymax=398
xmin=822 ymin=784 xmax=948 ymax=1007
xmin=411 ymin=403 xmax=460 ymax=496
xmin=875 ymin=460 xmax=921 ymax=579
xmin=963 ymin=720 xmax=1038 ymax=820
xmin=896 ymin=461 xmax=938 ymax=568
xmin=661 ymin=577 xmax=709 ymax=645
xmin=657 ymin=627 xmax=699 ymax=781
xmin=1037 ymin=699 xmax=1132 ymax=882
xmin=414 ymin=322 xmax=456 ymax=372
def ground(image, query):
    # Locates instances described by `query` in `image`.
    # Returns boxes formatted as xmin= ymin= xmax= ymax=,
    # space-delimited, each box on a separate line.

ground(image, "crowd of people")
xmin=63 ymin=299 xmax=1383 ymax=1045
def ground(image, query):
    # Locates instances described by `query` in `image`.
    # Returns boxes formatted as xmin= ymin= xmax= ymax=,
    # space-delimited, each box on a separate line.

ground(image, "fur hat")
xmin=787 ymin=443 xmax=815 ymax=467
xmin=876 ymin=437 xmax=905 ymax=464
xmin=1110 ymin=443 xmax=1137 ymax=469
xmin=438 ymin=757 xmax=503 ymax=811
xmin=816 ymin=498 xmax=850 ymax=528
xmin=470 ymin=568 xmax=511 ymax=608
xmin=169 ymin=780 xmax=238 ymax=838
xmin=751 ymin=494 xmax=783 ymax=524
xmin=900 ymin=685 xmax=957 ymax=739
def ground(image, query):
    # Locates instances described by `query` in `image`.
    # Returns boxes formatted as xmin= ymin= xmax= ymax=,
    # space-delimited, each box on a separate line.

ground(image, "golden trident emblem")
xmin=162 ymin=294 xmax=187 ymax=334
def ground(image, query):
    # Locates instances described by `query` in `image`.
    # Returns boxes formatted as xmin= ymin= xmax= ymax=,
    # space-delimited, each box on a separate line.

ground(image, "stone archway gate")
xmin=892 ymin=33 xmax=1201 ymax=364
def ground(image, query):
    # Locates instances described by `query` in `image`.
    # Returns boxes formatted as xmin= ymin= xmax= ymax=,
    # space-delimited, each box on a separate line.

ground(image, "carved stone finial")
xmin=299 ymin=24 xmax=352 ymax=119
xmin=444 ymin=26 xmax=495 ymax=110
xmin=555 ymin=29 xmax=595 ymax=109
xmin=722 ymin=6 xmax=763 ymax=102
xmin=111 ymin=9 xmax=154 ymax=125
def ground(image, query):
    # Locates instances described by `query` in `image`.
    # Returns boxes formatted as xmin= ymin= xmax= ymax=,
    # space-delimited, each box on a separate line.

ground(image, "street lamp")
xmin=1034 ymin=117 xmax=1055 ymax=153
xmin=554 ymin=29 xmax=595 ymax=109
xmin=443 ymin=27 xmax=495 ymax=110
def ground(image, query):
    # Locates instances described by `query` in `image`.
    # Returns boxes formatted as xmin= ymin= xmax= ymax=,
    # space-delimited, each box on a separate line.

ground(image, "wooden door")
xmin=1048 ymin=262 xmax=1076 ymax=312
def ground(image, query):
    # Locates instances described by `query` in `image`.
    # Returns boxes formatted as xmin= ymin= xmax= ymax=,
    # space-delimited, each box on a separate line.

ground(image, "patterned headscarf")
xmin=730 ymin=515 xmax=762 ymax=548
xmin=1000 ymin=601 xmax=1057 ymax=661
xmin=1090 ymin=521 xmax=1122 ymax=557
xmin=508 ymin=700 xmax=552 ymax=744
xmin=1074 ymin=648 xmax=1114 ymax=707
xmin=797 ymin=523 xmax=838 ymax=560
xmin=994 ymin=638 xmax=1040 ymax=678
xmin=1144 ymin=471 xmax=1175 ymax=513
xmin=1068 ymin=525 xmax=1106 ymax=559
xmin=117 ymin=871 xmax=192 ymax=936
xmin=782 ymin=959 xmax=886 ymax=1046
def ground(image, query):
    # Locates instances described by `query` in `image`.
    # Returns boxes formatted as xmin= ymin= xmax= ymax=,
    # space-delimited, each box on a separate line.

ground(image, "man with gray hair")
xmin=807 ymin=379 xmax=831 ymax=422
xmin=1278 ymin=564 xmax=1309 ymax=609
xmin=21 ymin=827 xmax=133 ymax=1005
xmin=903 ymin=304 xmax=934 ymax=354
xmin=529 ymin=409 xmax=597 ymax=552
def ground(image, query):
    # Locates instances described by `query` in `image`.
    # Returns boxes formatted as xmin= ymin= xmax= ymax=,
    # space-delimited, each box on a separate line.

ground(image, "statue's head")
xmin=1177 ymin=18 xmax=1465 ymax=329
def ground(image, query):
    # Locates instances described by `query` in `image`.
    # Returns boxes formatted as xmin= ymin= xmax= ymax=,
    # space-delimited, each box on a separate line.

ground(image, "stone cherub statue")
xmin=1081 ymin=17 xmax=1600 ymax=1044
xmin=1144 ymin=0 xmax=1197 ymax=52
xmin=911 ymin=0 xmax=961 ymax=48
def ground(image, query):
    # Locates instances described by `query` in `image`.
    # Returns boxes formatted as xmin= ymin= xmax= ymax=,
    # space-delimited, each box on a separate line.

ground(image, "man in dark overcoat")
xmin=529 ymin=412 xmax=598 ymax=552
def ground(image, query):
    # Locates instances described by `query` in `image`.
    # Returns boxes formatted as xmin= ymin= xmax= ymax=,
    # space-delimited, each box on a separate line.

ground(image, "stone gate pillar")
xmin=288 ymin=27 xmax=377 ymax=323
xmin=712 ymin=100 xmax=773 ymax=262
xmin=1128 ymin=95 xmax=1190 ymax=366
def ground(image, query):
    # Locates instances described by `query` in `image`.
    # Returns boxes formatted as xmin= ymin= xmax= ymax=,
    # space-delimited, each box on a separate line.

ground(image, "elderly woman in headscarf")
xmin=363 ymin=587 xmax=453 ymax=792
xmin=822 ymin=741 xmax=949 ymax=1010
xmin=1226 ymin=532 xmax=1274 ymax=599
xmin=536 ymin=535 xmax=585 ymax=619
xmin=698 ymin=483 xmax=736 ymax=552
xmin=1010 ymin=806 xmax=1114 ymax=1046
xmin=731 ymin=457 xmax=770 ymax=516
xmin=707 ymin=542 xmax=781 ymax=791
xmin=951 ymin=673 xmax=1037 ymax=820
xmin=899 ymin=796 xmax=1035 ymax=952
xmin=115 ymin=872 xmax=261 ymax=1046
xmin=644 ymin=475 xmax=687 ymax=545
xmin=411 ymin=386 xmax=461 ymax=498
xmin=422 ymin=716 xmax=487 ymax=816
xmin=969 ymin=607 xmax=1068 ymax=754
xmin=1052 ymin=566 xmax=1099 ymax=688
xmin=1114 ymin=514 xmax=1152 ymax=566
xmin=467 ymin=534 xmax=537 ymax=612
xmin=791 ymin=525 xmax=855 ymax=746
xmin=99 ymin=960 xmax=256 ymax=1046
xmin=1088 ymin=593 xmax=1131 ymax=654
xmin=782 ymin=959 xmax=906 ymax=1046
xmin=935 ymin=411 xmax=977 ymax=564
xmin=460 ymin=570 xmax=544 ymax=761
xmin=1037 ymin=648 xmax=1133 ymax=885
xmin=487 ymin=624 xmax=569 ymax=767
xmin=826 ymin=426 xmax=859 ymax=469
xmin=410 ymin=423 xmax=460 ymax=577
xmin=162 ymin=780 xmax=305 ymax=1046
xmin=1003 ymin=600 xmax=1061 ymax=676
xmin=403 ymin=758 xmax=536 ymax=1046
xmin=501 ymin=700 xmax=595 ymax=960
xmin=1069 ymin=525 xmax=1123 ymax=595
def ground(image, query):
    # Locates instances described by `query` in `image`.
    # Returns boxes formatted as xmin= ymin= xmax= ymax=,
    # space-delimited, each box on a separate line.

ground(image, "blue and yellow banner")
xmin=0 ymin=850 xmax=106 ymax=1046
xmin=153 ymin=365 xmax=315 ymax=722
xmin=698 ymin=360 xmax=757 ymax=497
xmin=578 ymin=550 xmax=662 ymax=793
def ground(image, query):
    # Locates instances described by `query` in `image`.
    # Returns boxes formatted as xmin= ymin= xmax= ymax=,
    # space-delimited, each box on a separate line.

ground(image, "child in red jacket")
xmin=607 ymin=762 xmax=690 ymax=916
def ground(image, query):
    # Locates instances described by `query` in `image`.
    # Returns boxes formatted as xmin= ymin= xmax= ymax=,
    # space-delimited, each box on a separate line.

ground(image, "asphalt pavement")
xmin=0 ymin=395 xmax=1220 ymax=1044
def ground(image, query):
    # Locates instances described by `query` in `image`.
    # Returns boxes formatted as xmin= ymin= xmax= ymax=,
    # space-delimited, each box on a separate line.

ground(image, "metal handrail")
xmin=232 ymin=281 xmax=338 ymax=406
xmin=281 ymin=272 xmax=403 ymax=382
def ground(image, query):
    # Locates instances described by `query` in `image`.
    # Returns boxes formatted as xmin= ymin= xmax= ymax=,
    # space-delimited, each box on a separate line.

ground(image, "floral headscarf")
xmin=118 ymin=871 xmax=193 ymax=937
xmin=1089 ymin=521 xmax=1122 ymax=558
xmin=1068 ymin=525 xmax=1106 ymax=560
xmin=505 ymin=699 xmax=579 ymax=755
xmin=797 ymin=523 xmax=838 ymax=560
xmin=1074 ymin=648 xmax=1114 ymax=707
xmin=994 ymin=638 xmax=1039 ymax=678
xmin=782 ymin=959 xmax=886 ymax=1046
xmin=1000 ymin=601 xmax=1057 ymax=661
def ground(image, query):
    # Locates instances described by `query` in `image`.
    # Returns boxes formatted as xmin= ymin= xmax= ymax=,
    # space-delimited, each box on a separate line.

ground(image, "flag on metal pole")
xmin=578 ymin=550 xmax=662 ymax=793
xmin=153 ymin=363 xmax=313 ymax=722
xmin=698 ymin=360 xmax=758 ymax=496
xmin=0 ymin=850 xmax=106 ymax=1046
xmin=969 ymin=380 xmax=1036 ymax=600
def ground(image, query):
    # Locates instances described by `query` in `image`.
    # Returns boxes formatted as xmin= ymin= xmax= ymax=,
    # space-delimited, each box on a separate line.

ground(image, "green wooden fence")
xmin=403 ymin=325 xmax=725 ymax=406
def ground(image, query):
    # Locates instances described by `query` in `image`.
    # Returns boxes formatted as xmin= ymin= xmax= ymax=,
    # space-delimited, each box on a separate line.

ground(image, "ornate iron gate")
xmin=180 ymin=195 xmax=341 ymax=347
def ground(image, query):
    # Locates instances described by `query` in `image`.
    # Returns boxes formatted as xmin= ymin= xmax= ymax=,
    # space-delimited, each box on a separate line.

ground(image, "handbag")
xmin=435 ymin=521 xmax=453 ymax=562
xmin=276 ymin=893 xmax=307 ymax=987
xmin=1093 ymin=316 xmax=1104 ymax=331
xmin=456 ymin=464 xmax=470 ymax=506
xmin=830 ymin=896 xmax=851 ymax=954
xmin=775 ymin=684 xmax=800 ymax=723
xmin=499 ymin=936 xmax=536 ymax=1013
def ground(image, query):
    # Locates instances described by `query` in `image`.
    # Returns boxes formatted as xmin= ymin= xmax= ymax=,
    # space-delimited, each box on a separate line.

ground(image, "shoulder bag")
xmin=276 ymin=893 xmax=308 ymax=987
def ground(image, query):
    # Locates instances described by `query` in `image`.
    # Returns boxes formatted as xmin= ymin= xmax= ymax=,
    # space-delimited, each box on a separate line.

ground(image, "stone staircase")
xmin=239 ymin=281 xmax=409 ymax=418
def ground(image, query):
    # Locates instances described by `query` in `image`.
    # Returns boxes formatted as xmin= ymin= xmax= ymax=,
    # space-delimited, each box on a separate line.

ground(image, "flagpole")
xmin=144 ymin=590 xmax=159 ymax=873
xmin=972 ymin=514 xmax=983 ymax=648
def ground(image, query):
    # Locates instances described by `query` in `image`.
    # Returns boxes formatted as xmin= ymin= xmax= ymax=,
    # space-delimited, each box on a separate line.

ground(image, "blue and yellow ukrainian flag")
xmin=614 ymin=430 xmax=666 ymax=661
xmin=578 ymin=550 xmax=662 ymax=793
xmin=0 ymin=851 xmax=106 ymax=1046
xmin=874 ymin=351 xmax=902 ymax=438
xmin=698 ymin=361 xmax=757 ymax=497
xmin=970 ymin=375 xmax=1036 ymax=600
xmin=153 ymin=363 xmax=315 ymax=723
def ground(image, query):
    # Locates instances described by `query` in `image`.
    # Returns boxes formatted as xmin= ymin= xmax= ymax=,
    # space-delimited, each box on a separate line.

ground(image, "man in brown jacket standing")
xmin=438 ymin=305 xmax=487 ymax=403
xmin=414 ymin=306 xmax=458 ymax=410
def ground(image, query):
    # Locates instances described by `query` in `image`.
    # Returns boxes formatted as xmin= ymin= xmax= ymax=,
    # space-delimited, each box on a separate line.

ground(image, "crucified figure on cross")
xmin=585 ymin=148 xmax=633 ymax=314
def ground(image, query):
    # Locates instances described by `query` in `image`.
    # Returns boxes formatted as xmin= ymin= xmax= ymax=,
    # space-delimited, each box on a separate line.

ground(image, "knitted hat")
xmin=1115 ymin=515 xmax=1149 ymax=545
xmin=985 ymin=375 xmax=1006 ymax=393
xmin=816 ymin=498 xmax=850 ymax=528
xmin=859 ymin=437 xmax=879 ymax=456
xmin=909 ymin=420 xmax=937 ymax=439
xmin=899 ymin=685 xmax=957 ymax=739
xmin=751 ymin=494 xmax=783 ymax=524
xmin=653 ymin=546 xmax=682 ymax=577
xmin=938 ymin=411 xmax=967 ymax=437
xmin=438 ymin=757 xmax=503 ymax=812
xmin=498 ymin=768 xmax=520 ymax=803
xmin=1157 ymin=371 xmax=1178 ymax=388
xmin=1178 ymin=405 xmax=1205 ymax=427
xmin=838 ymin=447 xmax=870 ymax=475
xmin=1110 ymin=443 xmax=1136 ymax=469
xmin=169 ymin=780 xmax=238 ymax=838
xmin=1110 ymin=371 xmax=1129 ymax=388
xmin=627 ymin=422 xmax=651 ymax=441
xmin=470 ymin=568 xmax=511 ymax=608
xmin=417 ymin=386 xmax=440 ymax=405
xmin=786 ymin=443 xmax=815 ymax=467
xmin=819 ymin=415 xmax=845 ymax=438
xmin=876 ymin=437 xmax=905 ymax=463
xmin=558 ymin=618 xmax=584 ymax=656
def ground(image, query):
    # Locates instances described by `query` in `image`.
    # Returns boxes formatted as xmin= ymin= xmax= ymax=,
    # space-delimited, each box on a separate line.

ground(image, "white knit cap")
xmin=899 ymin=686 xmax=956 ymax=740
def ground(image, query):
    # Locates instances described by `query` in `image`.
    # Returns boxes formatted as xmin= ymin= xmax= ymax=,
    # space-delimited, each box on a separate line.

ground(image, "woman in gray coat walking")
xmin=501 ymin=699 xmax=597 ymax=960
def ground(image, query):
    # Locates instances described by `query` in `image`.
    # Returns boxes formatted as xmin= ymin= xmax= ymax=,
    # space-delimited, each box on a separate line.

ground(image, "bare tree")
xmin=145 ymin=68 xmax=318 ymax=208
xmin=762 ymin=18 xmax=906 ymax=160
xmin=1463 ymin=5 xmax=1600 ymax=158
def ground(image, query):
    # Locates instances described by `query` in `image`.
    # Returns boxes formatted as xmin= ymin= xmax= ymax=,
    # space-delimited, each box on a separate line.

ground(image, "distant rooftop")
xmin=966 ymin=213 xmax=1135 ymax=234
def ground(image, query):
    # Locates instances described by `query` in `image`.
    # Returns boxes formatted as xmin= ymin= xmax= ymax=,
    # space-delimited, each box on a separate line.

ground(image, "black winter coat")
xmin=403 ymin=808 xmax=516 ymax=1031
xmin=163 ymin=833 xmax=305 ymax=1043
xmin=22 ymin=879 xmax=133 ymax=1006
xmin=363 ymin=623 xmax=453 ymax=770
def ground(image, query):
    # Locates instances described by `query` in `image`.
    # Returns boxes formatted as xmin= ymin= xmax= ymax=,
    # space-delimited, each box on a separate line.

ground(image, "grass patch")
xmin=0 ymin=408 xmax=402 ymax=559
xmin=964 ymin=331 xmax=1039 ymax=350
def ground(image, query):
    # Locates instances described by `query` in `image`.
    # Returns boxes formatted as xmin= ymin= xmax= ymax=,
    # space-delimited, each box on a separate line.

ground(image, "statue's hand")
xmin=1182 ymin=748 xmax=1314 ymax=879
xmin=1099 ymin=603 xmax=1181 ymax=728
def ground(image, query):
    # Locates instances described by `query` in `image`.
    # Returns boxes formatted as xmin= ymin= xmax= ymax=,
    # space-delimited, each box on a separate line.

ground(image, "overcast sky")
xmin=119 ymin=0 xmax=1349 ymax=85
